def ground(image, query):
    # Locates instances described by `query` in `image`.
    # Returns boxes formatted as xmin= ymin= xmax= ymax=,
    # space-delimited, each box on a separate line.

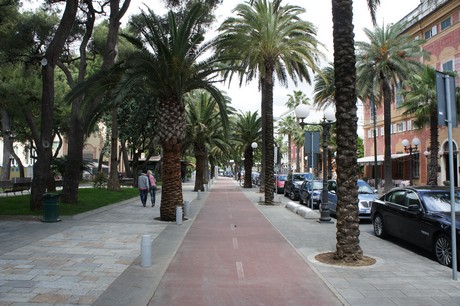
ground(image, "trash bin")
xmin=42 ymin=193 xmax=61 ymax=223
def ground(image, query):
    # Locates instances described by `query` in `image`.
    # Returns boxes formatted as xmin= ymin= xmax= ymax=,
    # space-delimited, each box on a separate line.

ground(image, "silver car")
xmin=327 ymin=179 xmax=378 ymax=220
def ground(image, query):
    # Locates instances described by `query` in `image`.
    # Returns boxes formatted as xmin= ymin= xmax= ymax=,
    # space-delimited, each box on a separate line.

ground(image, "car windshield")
xmin=422 ymin=191 xmax=460 ymax=212
xmin=293 ymin=173 xmax=312 ymax=181
xmin=277 ymin=175 xmax=287 ymax=181
xmin=357 ymin=181 xmax=374 ymax=194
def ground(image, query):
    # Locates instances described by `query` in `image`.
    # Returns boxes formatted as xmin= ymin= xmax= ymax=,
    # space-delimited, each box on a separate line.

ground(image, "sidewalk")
xmin=0 ymin=178 xmax=459 ymax=305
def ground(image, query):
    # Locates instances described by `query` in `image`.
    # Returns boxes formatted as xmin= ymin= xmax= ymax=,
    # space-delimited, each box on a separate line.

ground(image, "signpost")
xmin=436 ymin=71 xmax=457 ymax=280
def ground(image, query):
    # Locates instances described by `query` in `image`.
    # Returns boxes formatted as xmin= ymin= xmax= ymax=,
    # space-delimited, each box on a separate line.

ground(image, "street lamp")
xmin=402 ymin=137 xmax=420 ymax=186
xmin=295 ymin=104 xmax=335 ymax=223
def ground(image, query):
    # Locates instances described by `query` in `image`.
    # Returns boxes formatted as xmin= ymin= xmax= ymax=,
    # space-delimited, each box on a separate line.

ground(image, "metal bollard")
xmin=176 ymin=206 xmax=183 ymax=225
xmin=197 ymin=190 xmax=201 ymax=200
xmin=184 ymin=200 xmax=190 ymax=218
xmin=140 ymin=235 xmax=152 ymax=268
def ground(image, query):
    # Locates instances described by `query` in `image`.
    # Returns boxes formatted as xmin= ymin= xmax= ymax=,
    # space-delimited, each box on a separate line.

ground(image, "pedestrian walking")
xmin=138 ymin=171 xmax=150 ymax=207
xmin=147 ymin=170 xmax=157 ymax=207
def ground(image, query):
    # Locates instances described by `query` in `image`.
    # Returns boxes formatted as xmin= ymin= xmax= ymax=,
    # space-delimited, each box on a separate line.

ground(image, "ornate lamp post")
xmin=402 ymin=137 xmax=420 ymax=186
xmin=295 ymin=104 xmax=335 ymax=223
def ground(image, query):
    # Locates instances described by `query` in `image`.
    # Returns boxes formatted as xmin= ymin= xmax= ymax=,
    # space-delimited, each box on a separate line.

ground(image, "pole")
xmin=444 ymin=74 xmax=457 ymax=280
xmin=319 ymin=120 xmax=331 ymax=222
xmin=409 ymin=147 xmax=413 ymax=186
xmin=372 ymin=80 xmax=378 ymax=190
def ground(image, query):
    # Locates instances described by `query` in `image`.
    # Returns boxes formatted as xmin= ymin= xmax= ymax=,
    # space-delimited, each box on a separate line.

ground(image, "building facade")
xmin=361 ymin=0 xmax=460 ymax=186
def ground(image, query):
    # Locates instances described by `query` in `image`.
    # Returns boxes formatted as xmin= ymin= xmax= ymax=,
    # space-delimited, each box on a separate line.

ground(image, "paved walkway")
xmin=0 ymin=177 xmax=459 ymax=305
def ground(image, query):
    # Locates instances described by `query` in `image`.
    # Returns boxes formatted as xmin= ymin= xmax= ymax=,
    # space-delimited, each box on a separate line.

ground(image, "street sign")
xmin=436 ymin=71 xmax=457 ymax=128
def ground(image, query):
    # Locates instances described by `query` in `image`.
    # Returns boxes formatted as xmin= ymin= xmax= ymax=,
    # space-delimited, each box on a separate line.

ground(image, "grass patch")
xmin=0 ymin=188 xmax=139 ymax=216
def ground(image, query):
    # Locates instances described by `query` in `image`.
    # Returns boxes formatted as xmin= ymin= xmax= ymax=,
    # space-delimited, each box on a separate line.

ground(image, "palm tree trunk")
xmin=429 ymin=106 xmax=439 ymax=185
xmin=194 ymin=144 xmax=206 ymax=191
xmin=243 ymin=145 xmax=253 ymax=188
xmin=161 ymin=143 xmax=183 ymax=221
xmin=383 ymin=80 xmax=393 ymax=191
xmin=262 ymin=71 xmax=275 ymax=205
xmin=332 ymin=0 xmax=363 ymax=261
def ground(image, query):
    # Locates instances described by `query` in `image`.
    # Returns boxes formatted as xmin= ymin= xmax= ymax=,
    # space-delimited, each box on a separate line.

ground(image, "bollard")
xmin=176 ymin=206 xmax=183 ymax=225
xmin=204 ymin=184 xmax=208 ymax=192
xmin=184 ymin=200 xmax=190 ymax=218
xmin=197 ymin=190 xmax=201 ymax=200
xmin=140 ymin=235 xmax=152 ymax=268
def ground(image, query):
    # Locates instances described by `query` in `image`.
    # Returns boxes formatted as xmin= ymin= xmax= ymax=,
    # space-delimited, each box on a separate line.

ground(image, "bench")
xmin=1 ymin=178 xmax=32 ymax=196
xmin=120 ymin=178 xmax=134 ymax=187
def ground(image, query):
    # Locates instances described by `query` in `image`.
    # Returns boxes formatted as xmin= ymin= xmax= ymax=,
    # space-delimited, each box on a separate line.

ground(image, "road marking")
xmin=236 ymin=261 xmax=245 ymax=280
xmin=232 ymin=237 xmax=239 ymax=249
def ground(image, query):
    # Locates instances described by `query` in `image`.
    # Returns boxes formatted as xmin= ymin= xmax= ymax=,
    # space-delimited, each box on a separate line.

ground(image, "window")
xmin=396 ymin=122 xmax=406 ymax=133
xmin=424 ymin=25 xmax=437 ymax=39
xmin=380 ymin=127 xmax=384 ymax=136
xmin=395 ymin=81 xmax=404 ymax=108
xmin=442 ymin=60 xmax=454 ymax=73
xmin=407 ymin=120 xmax=412 ymax=131
xmin=441 ymin=17 xmax=451 ymax=31
xmin=368 ymin=129 xmax=372 ymax=138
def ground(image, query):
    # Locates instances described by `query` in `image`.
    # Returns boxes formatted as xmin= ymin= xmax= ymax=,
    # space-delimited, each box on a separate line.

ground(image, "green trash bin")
xmin=42 ymin=193 xmax=61 ymax=223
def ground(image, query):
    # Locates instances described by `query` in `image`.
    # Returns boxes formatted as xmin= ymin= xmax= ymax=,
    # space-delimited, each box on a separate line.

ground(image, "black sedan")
xmin=371 ymin=186 xmax=460 ymax=268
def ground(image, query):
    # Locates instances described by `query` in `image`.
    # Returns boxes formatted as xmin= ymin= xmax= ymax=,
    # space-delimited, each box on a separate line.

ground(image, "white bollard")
xmin=197 ymin=190 xmax=201 ymax=200
xmin=176 ymin=206 xmax=183 ymax=225
xmin=184 ymin=200 xmax=190 ymax=218
xmin=140 ymin=235 xmax=152 ymax=268
xmin=204 ymin=184 xmax=208 ymax=192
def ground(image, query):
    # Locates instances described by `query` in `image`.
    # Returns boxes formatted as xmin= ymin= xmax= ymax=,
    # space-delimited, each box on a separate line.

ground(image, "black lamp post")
xmin=402 ymin=137 xmax=420 ymax=186
xmin=295 ymin=104 xmax=335 ymax=223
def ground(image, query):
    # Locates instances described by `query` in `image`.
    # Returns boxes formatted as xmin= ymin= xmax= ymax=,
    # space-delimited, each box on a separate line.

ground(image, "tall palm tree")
xmin=183 ymin=90 xmax=231 ymax=192
xmin=119 ymin=3 xmax=231 ymax=221
xmin=330 ymin=0 xmax=380 ymax=262
xmin=356 ymin=22 xmax=426 ymax=191
xmin=234 ymin=111 xmax=262 ymax=188
xmin=400 ymin=65 xmax=438 ymax=185
xmin=217 ymin=0 xmax=323 ymax=204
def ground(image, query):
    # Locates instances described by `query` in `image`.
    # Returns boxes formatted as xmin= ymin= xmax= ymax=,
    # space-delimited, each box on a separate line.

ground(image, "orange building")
xmin=361 ymin=0 xmax=460 ymax=186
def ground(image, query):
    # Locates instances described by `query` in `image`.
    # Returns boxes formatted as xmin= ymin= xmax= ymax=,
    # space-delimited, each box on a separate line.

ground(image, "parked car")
xmin=274 ymin=174 xmax=287 ymax=194
xmin=299 ymin=180 xmax=323 ymax=209
xmin=284 ymin=172 xmax=314 ymax=201
xmin=327 ymin=179 xmax=378 ymax=220
xmin=371 ymin=186 xmax=460 ymax=268
xmin=252 ymin=172 xmax=260 ymax=186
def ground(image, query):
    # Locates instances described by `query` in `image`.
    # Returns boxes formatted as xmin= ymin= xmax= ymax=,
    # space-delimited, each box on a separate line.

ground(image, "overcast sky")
xmin=126 ymin=0 xmax=422 ymax=117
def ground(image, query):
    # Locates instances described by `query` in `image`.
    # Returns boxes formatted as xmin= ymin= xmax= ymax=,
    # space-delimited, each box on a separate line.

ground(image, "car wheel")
xmin=373 ymin=214 xmax=387 ymax=238
xmin=434 ymin=234 xmax=452 ymax=267
xmin=290 ymin=191 xmax=296 ymax=201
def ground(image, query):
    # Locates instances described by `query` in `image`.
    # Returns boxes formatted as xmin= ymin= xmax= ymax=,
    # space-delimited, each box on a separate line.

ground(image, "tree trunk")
xmin=30 ymin=0 xmax=78 ymax=211
xmin=1 ymin=109 xmax=12 ymax=181
xmin=62 ymin=103 xmax=85 ymax=204
xmin=107 ymin=108 xmax=120 ymax=191
xmin=429 ymin=105 xmax=439 ymax=185
xmin=194 ymin=144 xmax=206 ymax=191
xmin=262 ymin=70 xmax=275 ymax=205
xmin=243 ymin=145 xmax=253 ymax=188
xmin=332 ymin=0 xmax=363 ymax=262
xmin=121 ymin=140 xmax=132 ymax=178
xmin=383 ymin=79 xmax=393 ymax=191
xmin=158 ymin=98 xmax=186 ymax=221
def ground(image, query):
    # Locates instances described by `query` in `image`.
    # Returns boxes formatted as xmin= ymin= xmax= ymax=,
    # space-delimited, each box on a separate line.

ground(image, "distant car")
xmin=252 ymin=172 xmax=260 ymax=186
xmin=327 ymin=179 xmax=378 ymax=220
xmin=274 ymin=174 xmax=287 ymax=194
xmin=299 ymin=180 xmax=323 ymax=209
xmin=371 ymin=186 xmax=460 ymax=268
xmin=284 ymin=172 xmax=314 ymax=201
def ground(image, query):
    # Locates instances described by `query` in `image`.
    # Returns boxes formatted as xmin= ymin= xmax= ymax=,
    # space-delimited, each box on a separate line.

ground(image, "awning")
xmin=357 ymin=153 xmax=409 ymax=166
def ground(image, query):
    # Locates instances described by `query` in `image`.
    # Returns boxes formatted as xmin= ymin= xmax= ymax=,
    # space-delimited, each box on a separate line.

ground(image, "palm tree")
xmin=313 ymin=63 xmax=335 ymax=109
xmin=216 ymin=0 xmax=323 ymax=204
xmin=234 ymin=111 xmax=262 ymax=188
xmin=183 ymin=90 xmax=231 ymax=192
xmin=400 ymin=65 xmax=438 ymax=185
xmin=329 ymin=0 xmax=380 ymax=262
xmin=356 ymin=22 xmax=426 ymax=191
xmin=118 ymin=3 xmax=231 ymax=221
